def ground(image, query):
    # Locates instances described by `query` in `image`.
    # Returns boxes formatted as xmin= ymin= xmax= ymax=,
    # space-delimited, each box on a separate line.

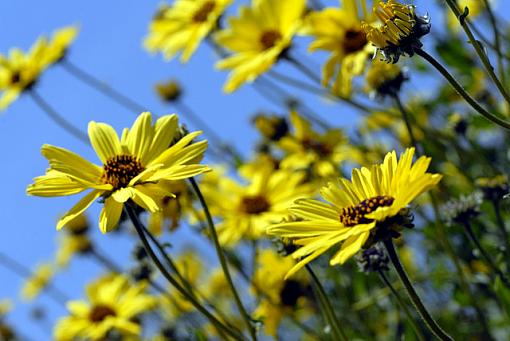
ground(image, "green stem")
xmin=393 ymin=93 xmax=419 ymax=153
xmin=415 ymin=48 xmax=510 ymax=129
xmin=482 ymin=0 xmax=507 ymax=88
xmin=305 ymin=264 xmax=348 ymax=341
xmin=60 ymin=59 xmax=148 ymax=114
xmin=125 ymin=204 xmax=244 ymax=340
xmin=463 ymin=220 xmax=510 ymax=288
xmin=29 ymin=90 xmax=89 ymax=144
xmin=378 ymin=270 xmax=426 ymax=341
xmin=383 ymin=239 xmax=453 ymax=341
xmin=188 ymin=178 xmax=257 ymax=341
xmin=492 ymin=200 xmax=510 ymax=271
xmin=444 ymin=0 xmax=510 ymax=108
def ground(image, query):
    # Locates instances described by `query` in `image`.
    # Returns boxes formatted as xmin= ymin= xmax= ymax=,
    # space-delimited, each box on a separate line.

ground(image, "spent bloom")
xmin=27 ymin=112 xmax=210 ymax=233
xmin=0 ymin=26 xmax=78 ymax=110
xmin=145 ymin=0 xmax=232 ymax=62
xmin=214 ymin=0 xmax=306 ymax=93
xmin=54 ymin=274 xmax=156 ymax=341
xmin=362 ymin=0 xmax=431 ymax=63
xmin=268 ymin=148 xmax=441 ymax=278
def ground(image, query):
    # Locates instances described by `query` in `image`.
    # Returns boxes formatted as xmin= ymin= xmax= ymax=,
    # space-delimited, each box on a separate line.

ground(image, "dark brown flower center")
xmin=10 ymin=71 xmax=21 ymax=85
xmin=260 ymin=30 xmax=282 ymax=50
xmin=302 ymin=138 xmax=332 ymax=157
xmin=240 ymin=195 xmax=270 ymax=214
xmin=89 ymin=305 xmax=116 ymax=323
xmin=340 ymin=196 xmax=395 ymax=227
xmin=342 ymin=29 xmax=368 ymax=53
xmin=192 ymin=1 xmax=216 ymax=23
xmin=101 ymin=154 xmax=145 ymax=190
xmin=279 ymin=279 xmax=306 ymax=307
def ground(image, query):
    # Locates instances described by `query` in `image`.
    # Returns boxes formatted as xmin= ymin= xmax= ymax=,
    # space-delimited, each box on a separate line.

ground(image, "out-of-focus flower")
xmin=253 ymin=249 xmax=310 ymax=337
xmin=476 ymin=175 xmax=509 ymax=202
xmin=355 ymin=243 xmax=390 ymax=273
xmin=362 ymin=1 xmax=431 ymax=63
xmin=0 ymin=299 xmax=12 ymax=317
xmin=443 ymin=191 xmax=483 ymax=226
xmin=253 ymin=113 xmax=289 ymax=142
xmin=201 ymin=162 xmax=313 ymax=246
xmin=155 ymin=79 xmax=182 ymax=103
xmin=214 ymin=0 xmax=306 ymax=93
xmin=446 ymin=0 xmax=483 ymax=32
xmin=148 ymin=181 xmax=192 ymax=235
xmin=54 ymin=274 xmax=156 ymax=341
xmin=21 ymin=263 xmax=55 ymax=301
xmin=302 ymin=0 xmax=374 ymax=97
xmin=55 ymin=213 xmax=92 ymax=267
xmin=0 ymin=26 xmax=78 ymax=110
xmin=364 ymin=59 xmax=406 ymax=97
xmin=145 ymin=0 xmax=233 ymax=62
xmin=27 ymin=112 xmax=210 ymax=233
xmin=0 ymin=300 xmax=15 ymax=341
xmin=268 ymin=148 xmax=441 ymax=278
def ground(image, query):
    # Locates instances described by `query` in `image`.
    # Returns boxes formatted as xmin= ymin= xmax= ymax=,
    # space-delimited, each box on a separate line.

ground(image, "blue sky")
xmin=1 ymin=0 xmax=508 ymax=339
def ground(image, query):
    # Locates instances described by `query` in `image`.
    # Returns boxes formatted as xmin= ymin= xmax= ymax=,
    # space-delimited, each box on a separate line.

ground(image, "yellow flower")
xmin=253 ymin=249 xmax=309 ymax=337
xmin=27 ymin=112 xmax=210 ymax=233
xmin=268 ymin=148 xmax=441 ymax=278
xmin=201 ymin=162 xmax=313 ymax=246
xmin=21 ymin=263 xmax=55 ymax=301
xmin=279 ymin=111 xmax=354 ymax=179
xmin=214 ymin=0 xmax=306 ymax=93
xmin=302 ymin=0 xmax=374 ymax=97
xmin=364 ymin=58 xmax=405 ymax=97
xmin=0 ymin=299 xmax=12 ymax=317
xmin=362 ymin=1 xmax=431 ymax=63
xmin=54 ymin=274 xmax=156 ymax=341
xmin=56 ymin=234 xmax=92 ymax=268
xmin=0 ymin=26 xmax=78 ymax=111
xmin=145 ymin=0 xmax=233 ymax=62
xmin=155 ymin=79 xmax=182 ymax=102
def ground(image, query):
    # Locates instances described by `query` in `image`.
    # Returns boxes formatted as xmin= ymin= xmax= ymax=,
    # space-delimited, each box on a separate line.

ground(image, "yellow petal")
xmin=99 ymin=197 xmax=123 ymax=233
xmin=88 ymin=121 xmax=122 ymax=164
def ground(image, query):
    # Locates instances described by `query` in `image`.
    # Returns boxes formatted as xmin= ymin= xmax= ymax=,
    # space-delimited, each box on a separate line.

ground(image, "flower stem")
xmin=482 ymin=0 xmax=507 ymax=88
xmin=383 ymin=239 xmax=453 ymax=341
xmin=125 ymin=204 xmax=244 ymax=340
xmin=463 ymin=220 xmax=510 ymax=288
xmin=415 ymin=48 xmax=510 ymax=129
xmin=444 ymin=0 xmax=510 ymax=109
xmin=29 ymin=89 xmax=89 ymax=144
xmin=305 ymin=264 xmax=348 ymax=341
xmin=492 ymin=200 xmax=510 ymax=271
xmin=188 ymin=178 xmax=257 ymax=341
xmin=60 ymin=59 xmax=148 ymax=114
xmin=393 ymin=93 xmax=419 ymax=153
xmin=378 ymin=270 xmax=426 ymax=341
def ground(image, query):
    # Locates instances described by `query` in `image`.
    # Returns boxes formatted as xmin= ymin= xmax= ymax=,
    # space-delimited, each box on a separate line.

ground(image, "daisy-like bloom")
xmin=0 ymin=26 xmax=78 ymax=111
xmin=145 ymin=0 xmax=233 ymax=63
xmin=302 ymin=0 xmax=375 ymax=97
xmin=26 ymin=112 xmax=210 ymax=233
xmin=268 ymin=148 xmax=441 ymax=278
xmin=253 ymin=249 xmax=310 ymax=337
xmin=361 ymin=0 xmax=431 ymax=63
xmin=21 ymin=263 xmax=55 ymax=301
xmin=364 ymin=59 xmax=406 ymax=98
xmin=54 ymin=274 xmax=156 ymax=341
xmin=279 ymin=111 xmax=360 ymax=179
xmin=214 ymin=0 xmax=306 ymax=93
xmin=201 ymin=161 xmax=314 ymax=246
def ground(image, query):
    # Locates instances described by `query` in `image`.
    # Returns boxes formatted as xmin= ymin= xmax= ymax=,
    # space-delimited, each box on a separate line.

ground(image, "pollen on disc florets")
xmin=101 ymin=154 xmax=145 ymax=190
xmin=340 ymin=195 xmax=395 ymax=227
xmin=240 ymin=195 xmax=271 ymax=215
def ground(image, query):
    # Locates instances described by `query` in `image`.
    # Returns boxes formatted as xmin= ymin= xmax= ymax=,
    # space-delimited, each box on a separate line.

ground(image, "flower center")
xmin=279 ymin=280 xmax=306 ymax=307
xmin=302 ymin=138 xmax=332 ymax=157
xmin=192 ymin=1 xmax=216 ymax=23
xmin=260 ymin=30 xmax=282 ymax=50
xmin=101 ymin=154 xmax=145 ymax=190
xmin=240 ymin=195 xmax=270 ymax=214
xmin=10 ymin=71 xmax=21 ymax=85
xmin=89 ymin=305 xmax=116 ymax=323
xmin=343 ymin=29 xmax=368 ymax=53
xmin=340 ymin=196 xmax=395 ymax=227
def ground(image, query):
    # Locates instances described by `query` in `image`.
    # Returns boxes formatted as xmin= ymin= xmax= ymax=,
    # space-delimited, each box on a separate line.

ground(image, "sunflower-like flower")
xmin=302 ymin=0 xmax=375 ymax=97
xmin=253 ymin=249 xmax=310 ymax=337
xmin=145 ymin=0 xmax=233 ymax=62
xmin=27 ymin=112 xmax=210 ymax=233
xmin=0 ymin=26 xmax=78 ymax=111
xmin=268 ymin=148 xmax=441 ymax=278
xmin=21 ymin=263 xmax=55 ymax=301
xmin=201 ymin=161 xmax=314 ymax=246
xmin=362 ymin=0 xmax=431 ymax=63
xmin=54 ymin=274 xmax=156 ymax=341
xmin=214 ymin=0 xmax=306 ymax=93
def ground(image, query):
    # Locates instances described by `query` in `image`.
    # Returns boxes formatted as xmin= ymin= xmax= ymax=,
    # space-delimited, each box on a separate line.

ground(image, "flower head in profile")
xmin=268 ymin=148 xmax=441 ymax=278
xmin=54 ymin=274 xmax=156 ymax=341
xmin=362 ymin=0 xmax=431 ymax=63
xmin=214 ymin=0 xmax=306 ymax=93
xmin=364 ymin=59 xmax=406 ymax=98
xmin=0 ymin=26 xmax=78 ymax=111
xmin=145 ymin=0 xmax=232 ymax=63
xmin=201 ymin=160 xmax=314 ymax=246
xmin=27 ymin=112 xmax=210 ymax=233
xmin=302 ymin=0 xmax=374 ymax=97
